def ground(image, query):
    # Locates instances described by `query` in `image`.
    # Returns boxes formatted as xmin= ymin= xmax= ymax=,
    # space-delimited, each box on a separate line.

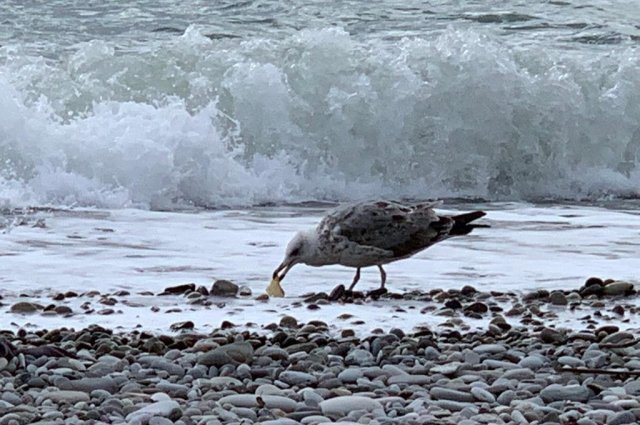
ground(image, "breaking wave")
xmin=1 ymin=27 xmax=639 ymax=209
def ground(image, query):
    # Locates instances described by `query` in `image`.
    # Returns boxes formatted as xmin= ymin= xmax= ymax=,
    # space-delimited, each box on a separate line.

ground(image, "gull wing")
xmin=318 ymin=200 xmax=451 ymax=260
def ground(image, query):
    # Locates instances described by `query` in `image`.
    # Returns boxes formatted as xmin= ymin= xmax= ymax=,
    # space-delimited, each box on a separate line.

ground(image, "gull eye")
xmin=290 ymin=247 xmax=300 ymax=257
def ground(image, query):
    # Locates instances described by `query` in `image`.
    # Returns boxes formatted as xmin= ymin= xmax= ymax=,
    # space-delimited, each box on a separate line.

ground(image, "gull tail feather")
xmin=449 ymin=211 xmax=488 ymax=236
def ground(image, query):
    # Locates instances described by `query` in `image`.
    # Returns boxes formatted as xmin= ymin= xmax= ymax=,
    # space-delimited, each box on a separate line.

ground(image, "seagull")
xmin=268 ymin=200 xmax=487 ymax=298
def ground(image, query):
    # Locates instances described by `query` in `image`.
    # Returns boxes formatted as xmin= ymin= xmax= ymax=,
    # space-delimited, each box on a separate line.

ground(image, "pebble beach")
xmin=2 ymin=278 xmax=639 ymax=425
xmin=2 ymin=0 xmax=640 ymax=423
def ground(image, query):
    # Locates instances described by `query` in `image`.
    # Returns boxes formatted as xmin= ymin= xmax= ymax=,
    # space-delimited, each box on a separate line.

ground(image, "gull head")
xmin=272 ymin=229 xmax=318 ymax=282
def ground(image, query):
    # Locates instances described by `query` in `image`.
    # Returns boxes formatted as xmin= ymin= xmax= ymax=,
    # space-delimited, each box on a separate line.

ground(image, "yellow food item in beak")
xmin=266 ymin=276 xmax=285 ymax=297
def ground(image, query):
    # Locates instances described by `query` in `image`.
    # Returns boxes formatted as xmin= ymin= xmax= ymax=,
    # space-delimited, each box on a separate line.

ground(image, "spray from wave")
xmin=1 ymin=26 xmax=639 ymax=209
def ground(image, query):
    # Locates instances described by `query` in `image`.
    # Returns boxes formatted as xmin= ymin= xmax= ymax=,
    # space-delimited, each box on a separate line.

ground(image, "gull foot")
xmin=367 ymin=288 xmax=388 ymax=299
xmin=329 ymin=285 xmax=366 ymax=301
xmin=343 ymin=290 xmax=365 ymax=300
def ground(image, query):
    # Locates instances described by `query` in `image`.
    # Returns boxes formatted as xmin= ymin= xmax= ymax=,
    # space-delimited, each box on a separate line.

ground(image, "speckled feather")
xmin=314 ymin=200 xmax=464 ymax=267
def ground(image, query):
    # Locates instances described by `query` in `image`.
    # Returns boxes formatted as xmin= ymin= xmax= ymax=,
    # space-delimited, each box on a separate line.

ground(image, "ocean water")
xmin=1 ymin=0 xmax=639 ymax=208
xmin=1 ymin=1 xmax=639 ymax=332
xmin=1 ymin=203 xmax=639 ymax=333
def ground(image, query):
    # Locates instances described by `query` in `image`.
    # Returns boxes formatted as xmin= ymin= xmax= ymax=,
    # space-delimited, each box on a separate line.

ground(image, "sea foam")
xmin=1 ymin=27 xmax=639 ymax=209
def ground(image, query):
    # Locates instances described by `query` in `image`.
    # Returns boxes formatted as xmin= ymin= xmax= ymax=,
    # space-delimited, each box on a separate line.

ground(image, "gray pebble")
xmin=502 ymin=368 xmax=535 ymax=380
xmin=518 ymin=355 xmax=546 ymax=370
xmin=496 ymin=389 xmax=516 ymax=405
xmin=549 ymin=291 xmax=568 ymax=305
xmin=601 ymin=331 xmax=634 ymax=345
xmin=473 ymin=344 xmax=506 ymax=355
xmin=470 ymin=387 xmax=496 ymax=403
xmin=197 ymin=342 xmax=254 ymax=367
xmin=1 ymin=392 xmax=21 ymax=406
xmin=42 ymin=390 xmax=90 ymax=404
xmin=558 ymin=356 xmax=585 ymax=368
xmin=149 ymin=417 xmax=174 ymax=425
xmin=607 ymin=411 xmax=637 ymax=425
xmin=300 ymin=416 xmax=333 ymax=424
xmin=338 ymin=368 xmax=363 ymax=383
xmin=278 ymin=371 xmax=318 ymax=387
xmin=345 ymin=349 xmax=375 ymax=366
xmin=319 ymin=396 xmax=383 ymax=416
xmin=387 ymin=375 xmax=431 ymax=385
xmin=430 ymin=387 xmax=475 ymax=403
xmin=541 ymin=384 xmax=590 ymax=402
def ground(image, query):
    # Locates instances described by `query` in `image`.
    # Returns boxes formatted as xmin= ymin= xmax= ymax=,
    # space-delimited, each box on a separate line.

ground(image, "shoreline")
xmin=1 ymin=282 xmax=639 ymax=424
xmin=1 ymin=277 xmax=638 ymax=334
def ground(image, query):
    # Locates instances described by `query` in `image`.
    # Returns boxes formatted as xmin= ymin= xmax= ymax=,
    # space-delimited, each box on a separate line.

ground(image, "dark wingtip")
xmin=453 ymin=210 xmax=486 ymax=223
xmin=449 ymin=210 xmax=488 ymax=235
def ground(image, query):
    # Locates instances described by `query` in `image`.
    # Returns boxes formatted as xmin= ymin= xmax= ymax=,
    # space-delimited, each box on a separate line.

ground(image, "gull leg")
xmin=378 ymin=265 xmax=387 ymax=289
xmin=367 ymin=265 xmax=388 ymax=298
xmin=348 ymin=268 xmax=361 ymax=291
xmin=336 ymin=267 xmax=362 ymax=299
xmin=330 ymin=267 xmax=362 ymax=301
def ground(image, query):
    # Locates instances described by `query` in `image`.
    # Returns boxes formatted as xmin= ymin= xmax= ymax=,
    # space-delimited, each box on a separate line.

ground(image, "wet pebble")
xmin=210 ymin=279 xmax=239 ymax=297
xmin=1 ymin=284 xmax=639 ymax=425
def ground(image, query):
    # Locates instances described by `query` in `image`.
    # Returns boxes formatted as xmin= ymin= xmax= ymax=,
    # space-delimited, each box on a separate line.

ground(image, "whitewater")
xmin=1 ymin=1 xmax=639 ymax=333
xmin=1 ymin=1 xmax=640 ymax=208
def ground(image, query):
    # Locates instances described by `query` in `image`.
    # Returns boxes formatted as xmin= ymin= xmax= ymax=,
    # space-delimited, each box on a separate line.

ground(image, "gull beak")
xmin=267 ymin=258 xmax=296 ymax=298
xmin=272 ymin=258 xmax=295 ymax=281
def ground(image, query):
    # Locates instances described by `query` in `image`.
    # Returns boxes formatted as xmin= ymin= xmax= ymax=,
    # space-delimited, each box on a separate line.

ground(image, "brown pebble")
xmin=505 ymin=306 xmax=524 ymax=316
xmin=433 ymin=291 xmax=449 ymax=302
xmin=308 ymin=320 xmax=329 ymax=330
xmin=341 ymin=329 xmax=355 ymax=338
xmin=255 ymin=294 xmax=269 ymax=301
xmin=490 ymin=316 xmax=511 ymax=331
xmin=444 ymin=299 xmax=462 ymax=310
xmin=304 ymin=292 xmax=329 ymax=303
xmin=465 ymin=311 xmax=483 ymax=320
xmin=99 ymin=297 xmax=117 ymax=306
xmin=279 ymin=316 xmax=298 ymax=328
xmin=540 ymin=327 xmax=566 ymax=344
xmin=612 ymin=305 xmax=625 ymax=316
xmin=329 ymin=284 xmax=346 ymax=301
xmin=54 ymin=306 xmax=73 ymax=315
xmin=170 ymin=321 xmax=195 ymax=331
xmin=159 ymin=283 xmax=196 ymax=296
xmin=465 ymin=301 xmax=488 ymax=314
xmin=220 ymin=320 xmax=235 ymax=329
xmin=523 ymin=289 xmax=549 ymax=301
xmin=10 ymin=302 xmax=43 ymax=314
xmin=460 ymin=285 xmax=477 ymax=296
xmin=584 ymin=277 xmax=604 ymax=287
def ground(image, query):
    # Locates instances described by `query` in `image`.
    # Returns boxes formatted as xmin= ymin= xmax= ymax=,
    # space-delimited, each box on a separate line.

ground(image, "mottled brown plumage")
xmin=270 ymin=200 xmax=487 ymax=297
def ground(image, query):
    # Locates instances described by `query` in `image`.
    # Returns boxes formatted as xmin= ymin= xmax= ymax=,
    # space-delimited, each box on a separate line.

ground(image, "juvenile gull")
xmin=269 ymin=200 xmax=487 ymax=297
